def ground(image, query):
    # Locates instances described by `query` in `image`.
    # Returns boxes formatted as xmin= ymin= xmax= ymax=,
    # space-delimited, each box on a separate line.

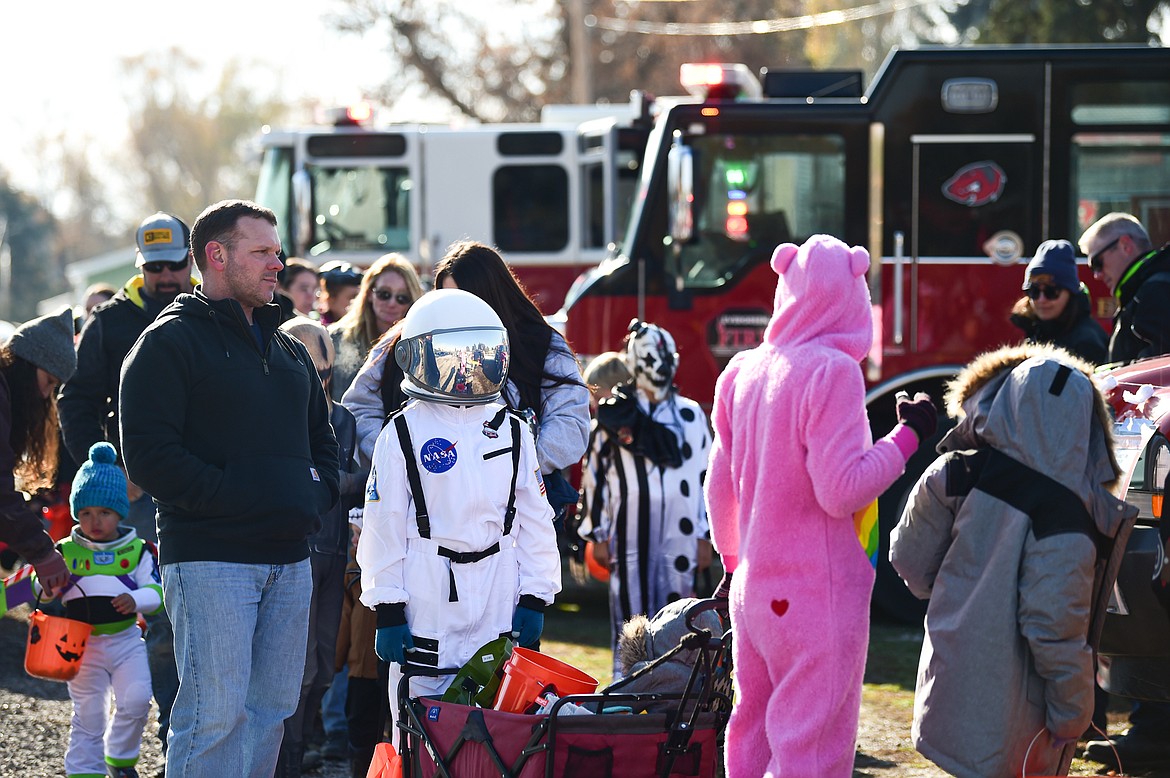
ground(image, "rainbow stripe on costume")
xmin=853 ymin=500 xmax=879 ymax=569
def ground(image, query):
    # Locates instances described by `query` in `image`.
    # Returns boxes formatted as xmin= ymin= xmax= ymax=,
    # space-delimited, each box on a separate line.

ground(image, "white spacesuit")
xmin=356 ymin=289 xmax=561 ymax=736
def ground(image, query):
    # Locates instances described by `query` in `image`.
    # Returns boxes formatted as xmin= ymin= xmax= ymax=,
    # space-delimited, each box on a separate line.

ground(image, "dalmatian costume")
xmin=579 ymin=321 xmax=710 ymax=678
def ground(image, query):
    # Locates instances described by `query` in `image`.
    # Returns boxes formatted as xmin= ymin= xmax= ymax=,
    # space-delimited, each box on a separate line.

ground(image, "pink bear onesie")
xmin=706 ymin=235 xmax=920 ymax=777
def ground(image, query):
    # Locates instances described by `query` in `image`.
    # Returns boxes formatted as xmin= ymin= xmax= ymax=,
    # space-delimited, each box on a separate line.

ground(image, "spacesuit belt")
xmin=437 ymin=542 xmax=501 ymax=602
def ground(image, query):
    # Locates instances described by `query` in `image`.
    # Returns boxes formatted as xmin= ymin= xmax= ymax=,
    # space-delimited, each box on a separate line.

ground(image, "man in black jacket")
xmin=61 ymin=211 xmax=195 ymax=527
xmin=1079 ymin=211 xmax=1170 ymax=767
xmin=58 ymin=211 xmax=194 ymax=755
xmin=1079 ymin=212 xmax=1170 ymax=364
xmin=120 ymin=200 xmax=340 ymax=777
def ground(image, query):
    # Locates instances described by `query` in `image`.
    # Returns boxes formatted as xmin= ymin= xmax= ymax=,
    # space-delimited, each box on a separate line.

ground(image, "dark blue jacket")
xmin=119 ymin=289 xmax=340 ymax=566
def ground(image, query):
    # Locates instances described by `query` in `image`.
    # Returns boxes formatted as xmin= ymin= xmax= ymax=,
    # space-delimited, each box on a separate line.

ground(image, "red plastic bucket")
xmin=491 ymin=647 xmax=598 ymax=714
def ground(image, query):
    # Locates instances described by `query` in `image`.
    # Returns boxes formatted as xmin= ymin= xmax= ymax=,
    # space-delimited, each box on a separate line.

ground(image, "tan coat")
xmin=336 ymin=555 xmax=381 ymax=679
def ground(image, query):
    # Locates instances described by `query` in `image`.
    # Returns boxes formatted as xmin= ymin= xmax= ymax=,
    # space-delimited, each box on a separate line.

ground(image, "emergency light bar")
xmin=680 ymin=63 xmax=763 ymax=100
xmin=321 ymin=101 xmax=374 ymax=127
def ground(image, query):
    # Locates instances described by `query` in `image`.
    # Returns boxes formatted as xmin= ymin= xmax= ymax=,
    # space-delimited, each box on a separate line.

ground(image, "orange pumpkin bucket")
xmin=25 ymin=585 xmax=92 ymax=682
xmin=491 ymin=646 xmax=598 ymax=714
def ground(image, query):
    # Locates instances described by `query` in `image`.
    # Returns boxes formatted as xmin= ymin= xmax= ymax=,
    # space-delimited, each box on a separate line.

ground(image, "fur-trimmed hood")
xmin=940 ymin=343 xmax=1122 ymax=501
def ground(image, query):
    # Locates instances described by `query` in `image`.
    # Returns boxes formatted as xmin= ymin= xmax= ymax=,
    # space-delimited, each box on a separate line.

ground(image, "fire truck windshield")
xmin=302 ymin=164 xmax=412 ymax=256
xmin=675 ymin=132 xmax=847 ymax=288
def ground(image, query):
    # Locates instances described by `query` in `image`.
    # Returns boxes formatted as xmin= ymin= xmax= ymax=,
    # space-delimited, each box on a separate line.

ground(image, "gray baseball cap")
xmin=135 ymin=212 xmax=191 ymax=266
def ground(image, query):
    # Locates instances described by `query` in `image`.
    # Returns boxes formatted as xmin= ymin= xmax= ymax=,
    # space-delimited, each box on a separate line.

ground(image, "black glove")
xmin=896 ymin=391 xmax=937 ymax=442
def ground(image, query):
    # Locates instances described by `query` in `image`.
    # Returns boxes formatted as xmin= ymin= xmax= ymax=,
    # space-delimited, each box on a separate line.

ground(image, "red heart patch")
xmin=771 ymin=599 xmax=789 ymax=617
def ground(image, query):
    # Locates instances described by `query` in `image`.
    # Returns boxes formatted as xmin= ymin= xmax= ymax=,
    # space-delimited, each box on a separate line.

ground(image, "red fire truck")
xmin=252 ymin=101 xmax=649 ymax=312
xmin=558 ymin=45 xmax=1170 ymax=618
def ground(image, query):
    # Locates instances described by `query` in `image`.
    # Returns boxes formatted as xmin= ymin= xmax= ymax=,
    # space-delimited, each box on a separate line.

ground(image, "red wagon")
xmin=396 ymin=599 xmax=732 ymax=778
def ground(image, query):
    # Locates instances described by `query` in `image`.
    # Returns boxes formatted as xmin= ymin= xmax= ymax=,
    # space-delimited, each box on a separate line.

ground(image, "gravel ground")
xmin=5 ymin=601 xmax=1167 ymax=778
xmin=0 ymin=608 xmax=349 ymax=778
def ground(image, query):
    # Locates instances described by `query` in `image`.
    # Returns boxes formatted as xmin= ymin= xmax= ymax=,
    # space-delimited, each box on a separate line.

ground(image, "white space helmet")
xmin=394 ymin=289 xmax=510 ymax=405
xmin=625 ymin=319 xmax=678 ymax=402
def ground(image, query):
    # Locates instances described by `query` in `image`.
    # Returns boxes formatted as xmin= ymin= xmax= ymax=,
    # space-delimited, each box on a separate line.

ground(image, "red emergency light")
xmin=680 ymin=63 xmax=762 ymax=100
xmin=321 ymin=101 xmax=374 ymax=127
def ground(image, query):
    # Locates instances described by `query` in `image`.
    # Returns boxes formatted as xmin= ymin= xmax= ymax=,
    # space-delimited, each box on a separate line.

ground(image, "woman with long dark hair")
xmin=0 ymin=309 xmax=77 ymax=594
xmin=434 ymin=241 xmax=589 ymax=479
xmin=346 ymin=241 xmax=590 ymax=485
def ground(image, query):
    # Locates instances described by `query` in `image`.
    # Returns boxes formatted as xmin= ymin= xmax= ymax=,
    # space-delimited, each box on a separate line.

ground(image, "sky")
xmin=0 ymin=1 xmax=450 ymax=214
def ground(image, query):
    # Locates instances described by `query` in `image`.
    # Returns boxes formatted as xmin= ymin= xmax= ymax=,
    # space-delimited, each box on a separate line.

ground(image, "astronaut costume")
xmin=356 ymin=289 xmax=561 ymax=734
xmin=579 ymin=322 xmax=710 ymax=677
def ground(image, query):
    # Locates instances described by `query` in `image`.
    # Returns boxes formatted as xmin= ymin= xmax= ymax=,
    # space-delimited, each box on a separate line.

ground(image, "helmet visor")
xmin=397 ymin=326 xmax=510 ymax=402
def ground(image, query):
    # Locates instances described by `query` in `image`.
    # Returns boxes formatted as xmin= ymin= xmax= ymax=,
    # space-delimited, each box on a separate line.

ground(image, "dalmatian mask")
xmin=625 ymin=320 xmax=678 ymax=403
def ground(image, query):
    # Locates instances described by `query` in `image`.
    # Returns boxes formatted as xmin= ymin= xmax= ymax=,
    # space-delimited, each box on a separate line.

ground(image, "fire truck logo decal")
xmin=709 ymin=311 xmax=770 ymax=362
xmin=942 ymin=161 xmax=1006 ymax=207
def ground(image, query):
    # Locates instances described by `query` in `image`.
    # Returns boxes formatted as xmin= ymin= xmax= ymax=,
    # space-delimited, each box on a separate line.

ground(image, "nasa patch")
xmin=421 ymin=438 xmax=458 ymax=474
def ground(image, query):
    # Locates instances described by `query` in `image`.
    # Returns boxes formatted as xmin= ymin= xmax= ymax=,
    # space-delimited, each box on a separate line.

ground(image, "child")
xmin=581 ymin=351 xmax=631 ymax=412
xmin=890 ymin=344 xmax=1136 ymax=778
xmin=356 ymin=289 xmax=560 ymax=741
xmin=6 ymin=441 xmax=163 ymax=778
xmin=578 ymin=322 xmax=711 ymax=680
xmin=704 ymin=235 xmax=935 ymax=777
xmin=275 ymin=317 xmax=367 ymax=777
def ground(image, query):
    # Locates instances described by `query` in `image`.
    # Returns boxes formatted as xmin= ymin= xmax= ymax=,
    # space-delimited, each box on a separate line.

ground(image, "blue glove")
xmin=375 ymin=624 xmax=414 ymax=664
xmin=511 ymin=605 xmax=545 ymax=648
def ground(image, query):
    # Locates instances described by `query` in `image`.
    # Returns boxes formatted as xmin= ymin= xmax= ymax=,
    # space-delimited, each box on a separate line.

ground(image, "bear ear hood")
xmin=763 ymin=234 xmax=873 ymax=360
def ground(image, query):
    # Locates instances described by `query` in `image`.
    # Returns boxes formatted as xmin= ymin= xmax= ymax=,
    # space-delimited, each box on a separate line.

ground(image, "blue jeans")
xmin=162 ymin=560 xmax=311 ymax=778
xmin=321 ymin=668 xmax=348 ymax=739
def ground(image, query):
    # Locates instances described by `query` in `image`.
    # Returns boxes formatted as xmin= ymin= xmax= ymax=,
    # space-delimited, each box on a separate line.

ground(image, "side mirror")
xmin=667 ymin=135 xmax=694 ymax=243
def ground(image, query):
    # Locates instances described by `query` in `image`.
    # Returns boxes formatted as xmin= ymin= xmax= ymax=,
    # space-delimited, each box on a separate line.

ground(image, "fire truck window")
xmin=307 ymin=165 xmax=412 ymax=254
xmin=1071 ymin=82 xmax=1170 ymax=125
xmin=676 ymin=134 xmax=845 ymax=289
xmin=256 ymin=147 xmax=293 ymax=253
xmin=492 ymin=165 xmax=570 ymax=253
xmin=1072 ymin=134 xmax=1170 ymax=244
xmin=583 ymin=162 xmax=606 ymax=249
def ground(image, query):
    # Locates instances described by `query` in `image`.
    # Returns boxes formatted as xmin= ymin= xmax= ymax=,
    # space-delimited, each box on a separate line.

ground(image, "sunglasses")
xmin=373 ymin=289 xmax=412 ymax=305
xmin=142 ymin=258 xmax=189 ymax=274
xmin=1025 ymin=284 xmax=1063 ymax=301
xmin=1089 ymin=236 xmax=1121 ymax=273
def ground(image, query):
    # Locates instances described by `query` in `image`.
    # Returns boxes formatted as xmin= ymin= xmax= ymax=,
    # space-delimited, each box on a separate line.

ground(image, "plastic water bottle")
xmin=535 ymin=691 xmax=593 ymax=716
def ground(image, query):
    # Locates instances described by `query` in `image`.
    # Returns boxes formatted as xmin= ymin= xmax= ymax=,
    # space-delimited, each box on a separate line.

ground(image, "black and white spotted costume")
xmin=578 ymin=322 xmax=710 ymax=677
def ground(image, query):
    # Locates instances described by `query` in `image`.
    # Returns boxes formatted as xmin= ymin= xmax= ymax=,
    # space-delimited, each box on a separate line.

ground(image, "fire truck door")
xmin=907 ymin=134 xmax=1036 ymax=356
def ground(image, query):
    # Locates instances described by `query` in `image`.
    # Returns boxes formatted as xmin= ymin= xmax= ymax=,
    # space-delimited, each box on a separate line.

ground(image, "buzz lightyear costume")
xmin=3 ymin=441 xmax=164 ymax=778
xmin=356 ymin=289 xmax=561 ymax=739
xmin=58 ymin=526 xmax=163 ymax=777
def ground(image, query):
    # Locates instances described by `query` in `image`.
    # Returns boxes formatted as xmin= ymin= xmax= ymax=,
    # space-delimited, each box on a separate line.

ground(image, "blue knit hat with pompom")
xmin=70 ymin=442 xmax=129 ymax=520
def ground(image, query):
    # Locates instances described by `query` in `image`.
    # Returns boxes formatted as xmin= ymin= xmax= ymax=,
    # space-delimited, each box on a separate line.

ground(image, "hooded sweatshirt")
xmin=890 ymin=344 xmax=1136 ymax=778
xmin=119 ymin=289 xmax=340 ymax=566
xmin=705 ymin=235 xmax=912 ymax=777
